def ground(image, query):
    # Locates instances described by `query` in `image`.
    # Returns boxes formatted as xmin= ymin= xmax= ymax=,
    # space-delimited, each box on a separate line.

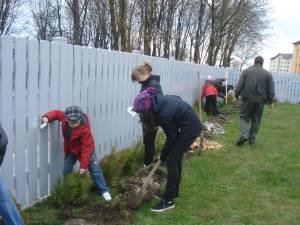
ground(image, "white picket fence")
xmin=0 ymin=36 xmax=299 ymax=208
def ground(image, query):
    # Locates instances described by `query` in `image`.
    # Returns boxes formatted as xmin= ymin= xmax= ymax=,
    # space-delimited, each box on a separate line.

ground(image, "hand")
xmin=269 ymin=103 xmax=274 ymax=108
xmin=41 ymin=116 xmax=49 ymax=124
xmin=79 ymin=168 xmax=87 ymax=175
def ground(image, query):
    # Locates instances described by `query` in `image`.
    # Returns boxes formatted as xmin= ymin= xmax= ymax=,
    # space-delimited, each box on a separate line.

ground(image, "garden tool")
xmin=128 ymin=160 xmax=161 ymax=208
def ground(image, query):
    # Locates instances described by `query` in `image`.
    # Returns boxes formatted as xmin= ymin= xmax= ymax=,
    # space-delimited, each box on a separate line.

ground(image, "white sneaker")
xmin=102 ymin=192 xmax=112 ymax=201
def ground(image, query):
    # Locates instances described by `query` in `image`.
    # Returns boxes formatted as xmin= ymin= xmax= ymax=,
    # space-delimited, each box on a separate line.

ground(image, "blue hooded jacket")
xmin=151 ymin=95 xmax=202 ymax=158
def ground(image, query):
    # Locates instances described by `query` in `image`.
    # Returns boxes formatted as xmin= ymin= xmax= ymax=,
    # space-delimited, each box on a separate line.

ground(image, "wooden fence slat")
xmin=49 ymin=41 xmax=62 ymax=190
xmin=27 ymin=39 xmax=39 ymax=204
xmin=15 ymin=37 xmax=27 ymax=206
xmin=0 ymin=36 xmax=14 ymax=191
xmin=39 ymin=40 xmax=50 ymax=197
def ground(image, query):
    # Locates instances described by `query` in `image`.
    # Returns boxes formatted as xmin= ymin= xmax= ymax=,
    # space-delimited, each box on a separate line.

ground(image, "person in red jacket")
xmin=201 ymin=79 xmax=219 ymax=116
xmin=41 ymin=105 xmax=111 ymax=201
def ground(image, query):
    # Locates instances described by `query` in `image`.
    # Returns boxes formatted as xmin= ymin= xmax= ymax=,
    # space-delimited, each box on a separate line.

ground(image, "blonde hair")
xmin=131 ymin=61 xmax=153 ymax=81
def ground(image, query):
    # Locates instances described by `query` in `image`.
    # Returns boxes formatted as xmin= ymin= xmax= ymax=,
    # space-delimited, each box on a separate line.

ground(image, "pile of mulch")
xmin=190 ymin=138 xmax=223 ymax=152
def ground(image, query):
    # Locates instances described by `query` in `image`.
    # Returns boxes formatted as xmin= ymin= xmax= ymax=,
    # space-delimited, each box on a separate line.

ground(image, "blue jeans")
xmin=63 ymin=151 xmax=109 ymax=194
xmin=0 ymin=177 xmax=24 ymax=225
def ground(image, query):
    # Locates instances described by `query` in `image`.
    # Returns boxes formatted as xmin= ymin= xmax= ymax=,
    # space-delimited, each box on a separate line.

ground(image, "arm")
xmin=235 ymin=71 xmax=246 ymax=99
xmin=0 ymin=124 xmax=8 ymax=167
xmin=267 ymin=74 xmax=275 ymax=104
xmin=159 ymin=118 xmax=179 ymax=161
xmin=42 ymin=110 xmax=65 ymax=123
xmin=79 ymin=129 xmax=94 ymax=169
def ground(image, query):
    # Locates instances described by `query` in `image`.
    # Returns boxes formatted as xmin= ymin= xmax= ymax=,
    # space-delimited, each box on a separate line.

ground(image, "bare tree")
xmin=65 ymin=0 xmax=89 ymax=45
xmin=0 ymin=0 xmax=24 ymax=35
xmin=30 ymin=0 xmax=56 ymax=40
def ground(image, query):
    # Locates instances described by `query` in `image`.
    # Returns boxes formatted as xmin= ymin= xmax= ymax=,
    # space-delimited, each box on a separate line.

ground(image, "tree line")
xmin=0 ymin=0 xmax=270 ymax=67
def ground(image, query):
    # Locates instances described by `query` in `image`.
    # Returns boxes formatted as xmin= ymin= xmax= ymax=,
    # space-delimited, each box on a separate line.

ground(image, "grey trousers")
xmin=239 ymin=101 xmax=264 ymax=143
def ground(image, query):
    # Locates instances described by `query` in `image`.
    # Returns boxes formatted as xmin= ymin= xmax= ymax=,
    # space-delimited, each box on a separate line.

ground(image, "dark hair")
xmin=254 ymin=56 xmax=264 ymax=65
xmin=131 ymin=61 xmax=153 ymax=82
xmin=139 ymin=110 xmax=156 ymax=131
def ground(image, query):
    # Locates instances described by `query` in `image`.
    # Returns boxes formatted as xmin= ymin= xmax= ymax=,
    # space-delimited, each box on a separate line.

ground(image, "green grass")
xmin=136 ymin=103 xmax=300 ymax=225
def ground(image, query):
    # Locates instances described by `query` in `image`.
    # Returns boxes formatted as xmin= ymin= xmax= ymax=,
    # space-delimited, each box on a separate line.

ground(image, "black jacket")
xmin=151 ymin=95 xmax=202 ymax=158
xmin=235 ymin=64 xmax=275 ymax=104
xmin=0 ymin=124 xmax=8 ymax=167
xmin=140 ymin=75 xmax=163 ymax=95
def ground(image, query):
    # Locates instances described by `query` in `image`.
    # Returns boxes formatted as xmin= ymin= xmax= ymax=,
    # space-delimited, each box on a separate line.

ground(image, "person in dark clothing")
xmin=132 ymin=87 xmax=202 ymax=212
xmin=0 ymin=124 xmax=25 ymax=225
xmin=213 ymin=78 xmax=226 ymax=98
xmin=132 ymin=62 xmax=163 ymax=166
xmin=201 ymin=80 xmax=219 ymax=116
xmin=235 ymin=56 xmax=275 ymax=146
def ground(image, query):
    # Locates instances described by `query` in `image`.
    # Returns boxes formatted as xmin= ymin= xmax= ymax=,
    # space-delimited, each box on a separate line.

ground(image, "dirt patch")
xmin=208 ymin=114 xmax=232 ymax=126
xmin=62 ymin=165 xmax=166 ymax=225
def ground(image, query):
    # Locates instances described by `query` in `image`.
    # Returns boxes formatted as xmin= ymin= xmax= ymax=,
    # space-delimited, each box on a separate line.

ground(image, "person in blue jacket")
xmin=132 ymin=87 xmax=202 ymax=212
xmin=0 ymin=124 xmax=24 ymax=225
xmin=132 ymin=62 xmax=163 ymax=166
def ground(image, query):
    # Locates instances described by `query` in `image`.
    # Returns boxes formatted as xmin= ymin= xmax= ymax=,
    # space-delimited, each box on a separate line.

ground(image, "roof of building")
xmin=270 ymin=53 xmax=293 ymax=60
xmin=292 ymin=40 xmax=300 ymax=45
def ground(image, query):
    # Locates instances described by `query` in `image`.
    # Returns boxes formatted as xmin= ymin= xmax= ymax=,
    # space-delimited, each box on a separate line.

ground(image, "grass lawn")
xmin=136 ymin=103 xmax=300 ymax=225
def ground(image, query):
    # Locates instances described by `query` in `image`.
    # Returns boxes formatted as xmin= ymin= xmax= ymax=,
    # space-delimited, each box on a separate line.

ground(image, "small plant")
xmin=48 ymin=172 xmax=92 ymax=209
xmin=101 ymin=142 xmax=145 ymax=187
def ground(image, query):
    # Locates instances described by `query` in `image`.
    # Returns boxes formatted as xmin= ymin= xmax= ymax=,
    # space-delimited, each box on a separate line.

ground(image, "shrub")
xmin=48 ymin=172 xmax=92 ymax=209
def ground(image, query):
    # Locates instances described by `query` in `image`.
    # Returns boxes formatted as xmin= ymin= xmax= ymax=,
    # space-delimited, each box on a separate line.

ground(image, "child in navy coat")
xmin=132 ymin=88 xmax=202 ymax=212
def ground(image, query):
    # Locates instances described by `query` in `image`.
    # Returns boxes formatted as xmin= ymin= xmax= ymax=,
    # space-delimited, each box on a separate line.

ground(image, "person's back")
xmin=235 ymin=62 xmax=274 ymax=104
xmin=235 ymin=56 xmax=275 ymax=146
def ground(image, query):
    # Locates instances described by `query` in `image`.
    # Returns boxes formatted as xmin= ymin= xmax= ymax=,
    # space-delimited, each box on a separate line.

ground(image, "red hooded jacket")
xmin=44 ymin=110 xmax=95 ymax=169
xmin=201 ymin=83 xmax=219 ymax=98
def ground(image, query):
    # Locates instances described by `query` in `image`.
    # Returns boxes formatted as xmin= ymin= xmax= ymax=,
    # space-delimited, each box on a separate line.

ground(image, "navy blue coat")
xmin=151 ymin=95 xmax=202 ymax=157
xmin=0 ymin=124 xmax=8 ymax=167
xmin=140 ymin=75 xmax=163 ymax=95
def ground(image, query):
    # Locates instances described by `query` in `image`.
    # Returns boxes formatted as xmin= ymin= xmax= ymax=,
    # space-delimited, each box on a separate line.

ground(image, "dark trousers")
xmin=143 ymin=127 xmax=158 ymax=166
xmin=240 ymin=101 xmax=264 ymax=143
xmin=163 ymin=137 xmax=197 ymax=201
xmin=205 ymin=95 xmax=218 ymax=116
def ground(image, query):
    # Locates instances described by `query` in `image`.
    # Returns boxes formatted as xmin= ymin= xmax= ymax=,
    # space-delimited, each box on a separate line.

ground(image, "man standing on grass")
xmin=235 ymin=56 xmax=275 ymax=146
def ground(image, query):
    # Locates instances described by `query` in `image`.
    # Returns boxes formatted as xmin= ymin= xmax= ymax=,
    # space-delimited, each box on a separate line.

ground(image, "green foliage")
xmin=48 ymin=172 xmax=92 ymax=209
xmin=101 ymin=141 xmax=146 ymax=187
xmin=24 ymin=204 xmax=62 ymax=225
xmin=101 ymin=132 xmax=166 ymax=187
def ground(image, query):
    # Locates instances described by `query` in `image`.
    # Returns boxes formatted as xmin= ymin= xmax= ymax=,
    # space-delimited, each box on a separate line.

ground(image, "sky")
xmin=261 ymin=0 xmax=300 ymax=70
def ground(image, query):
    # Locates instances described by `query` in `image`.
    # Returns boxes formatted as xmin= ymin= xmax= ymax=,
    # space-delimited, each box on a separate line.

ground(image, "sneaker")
xmin=150 ymin=199 xmax=175 ymax=212
xmin=102 ymin=192 xmax=112 ymax=201
xmin=236 ymin=137 xmax=248 ymax=146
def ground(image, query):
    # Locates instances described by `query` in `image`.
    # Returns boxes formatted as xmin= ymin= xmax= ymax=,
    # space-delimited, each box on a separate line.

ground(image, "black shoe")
xmin=236 ymin=137 xmax=248 ymax=146
xmin=249 ymin=140 xmax=255 ymax=145
xmin=150 ymin=199 xmax=175 ymax=212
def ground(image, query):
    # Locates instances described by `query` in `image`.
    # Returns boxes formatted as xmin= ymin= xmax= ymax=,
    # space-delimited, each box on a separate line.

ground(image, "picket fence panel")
xmin=0 ymin=36 xmax=300 ymax=207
